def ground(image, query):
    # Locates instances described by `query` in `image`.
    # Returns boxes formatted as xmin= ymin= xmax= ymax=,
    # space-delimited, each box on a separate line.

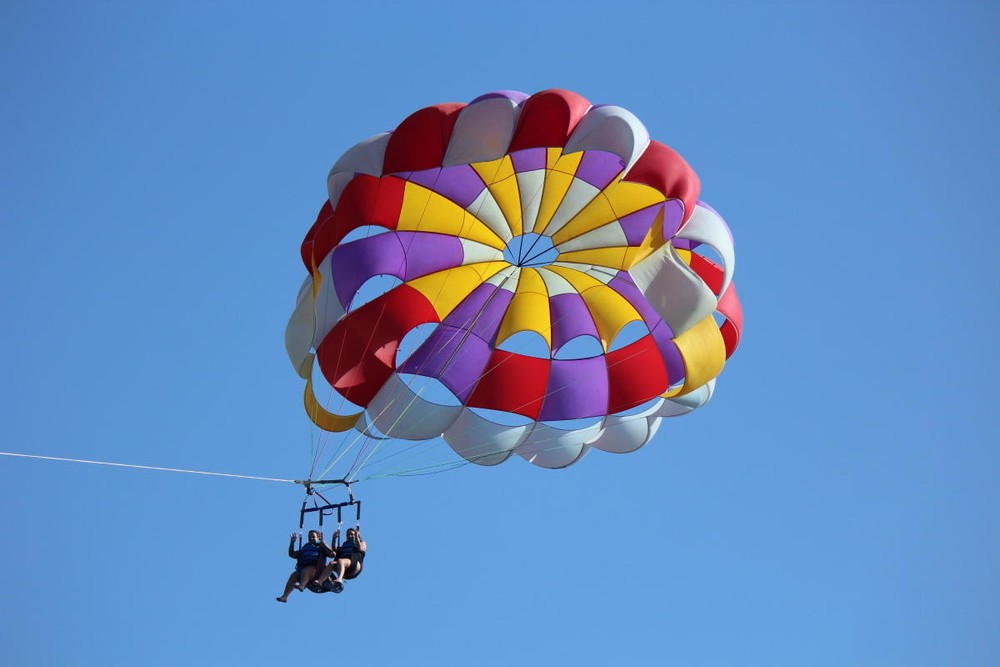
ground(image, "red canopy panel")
xmin=316 ymin=284 xmax=439 ymax=407
xmin=606 ymin=335 xmax=668 ymax=413
xmin=382 ymin=103 xmax=466 ymax=174
xmin=467 ymin=349 xmax=550 ymax=420
xmin=623 ymin=141 xmax=700 ymax=225
xmin=717 ymin=283 xmax=742 ymax=359
xmin=300 ymin=200 xmax=335 ymax=270
xmin=689 ymin=252 xmax=724 ymax=295
xmin=304 ymin=175 xmax=406 ymax=268
xmin=508 ymin=89 xmax=591 ymax=152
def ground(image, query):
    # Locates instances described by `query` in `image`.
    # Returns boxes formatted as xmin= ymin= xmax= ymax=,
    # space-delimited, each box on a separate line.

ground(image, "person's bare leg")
xmin=277 ymin=571 xmax=298 ymax=602
xmin=315 ymin=562 xmax=336 ymax=587
xmin=297 ymin=565 xmax=316 ymax=591
xmin=332 ymin=558 xmax=350 ymax=584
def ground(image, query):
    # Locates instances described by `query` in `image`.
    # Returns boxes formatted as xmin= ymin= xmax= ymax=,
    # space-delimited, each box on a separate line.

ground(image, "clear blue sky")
xmin=1 ymin=2 xmax=997 ymax=666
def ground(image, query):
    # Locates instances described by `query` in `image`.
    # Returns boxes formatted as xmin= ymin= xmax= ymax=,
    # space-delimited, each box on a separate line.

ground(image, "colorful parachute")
xmin=285 ymin=89 xmax=742 ymax=472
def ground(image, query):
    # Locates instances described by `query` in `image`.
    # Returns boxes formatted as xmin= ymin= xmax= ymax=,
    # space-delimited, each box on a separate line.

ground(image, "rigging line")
xmin=310 ymin=418 xmax=353 ymax=485
xmin=356 ymin=461 xmax=468 ymax=482
xmin=350 ymin=262 xmax=526 ymax=452
xmin=332 ymin=268 xmax=520 ymax=481
xmin=378 ymin=300 xmax=584 ymax=446
xmin=308 ymin=383 xmax=347 ymax=481
xmin=342 ymin=269 xmax=520 ymax=481
xmin=304 ymin=165 xmax=505 ymax=482
xmin=356 ymin=433 xmax=544 ymax=480
xmin=313 ymin=176 xmax=664 ymax=479
xmin=346 ymin=430 xmax=378 ymax=482
xmin=308 ymin=326 xmax=357 ymax=473
xmin=333 ymin=272 xmax=519 ymax=476
xmin=352 ymin=293 xmax=590 ymax=472
xmin=427 ymin=339 xmax=668 ymax=453
xmin=362 ymin=403 xmax=639 ymax=480
xmin=364 ymin=428 xmax=582 ymax=480
xmin=307 ymin=428 xmax=319 ymax=483
xmin=340 ymin=378 xmax=444 ymax=482
xmin=312 ymin=395 xmax=386 ymax=481
xmin=314 ymin=428 xmax=369 ymax=482
xmin=305 ymin=246 xmax=347 ymax=478
xmin=0 ymin=451 xmax=297 ymax=484
xmin=357 ymin=432 xmax=503 ymax=478
xmin=343 ymin=398 xmax=421 ymax=482
xmin=309 ymin=229 xmax=402 ymax=476
xmin=344 ymin=408 xmax=376 ymax=477
xmin=312 ymin=405 xmax=352 ymax=480
xmin=354 ymin=451 xmax=481 ymax=481
xmin=343 ymin=383 xmax=457 ymax=481
xmin=312 ymin=230 xmax=460 ymax=475
xmin=355 ymin=320 xmax=686 ymax=477
xmin=385 ymin=315 xmax=670 ymax=467
xmin=353 ymin=438 xmax=443 ymax=473
xmin=340 ymin=303 xmax=686 ymax=473
xmin=312 ymin=267 xmax=409 ymax=481
xmin=361 ymin=440 xmax=512 ymax=481
xmin=315 ymin=161 xmax=518 ymax=480
xmin=315 ymin=336 xmax=400 ymax=480
xmin=313 ymin=408 xmax=382 ymax=481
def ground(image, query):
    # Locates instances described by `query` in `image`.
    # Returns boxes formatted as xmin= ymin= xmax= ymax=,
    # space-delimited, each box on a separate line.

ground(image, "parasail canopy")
xmin=286 ymin=89 xmax=743 ymax=473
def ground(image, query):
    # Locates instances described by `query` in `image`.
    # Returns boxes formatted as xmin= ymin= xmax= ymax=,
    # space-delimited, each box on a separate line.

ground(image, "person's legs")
xmin=297 ymin=565 xmax=316 ymax=590
xmin=277 ymin=571 xmax=298 ymax=602
xmin=315 ymin=561 xmax=338 ymax=587
xmin=332 ymin=558 xmax=350 ymax=583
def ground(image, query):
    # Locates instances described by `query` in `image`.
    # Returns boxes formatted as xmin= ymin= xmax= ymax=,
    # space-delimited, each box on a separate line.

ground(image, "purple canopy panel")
xmin=398 ymin=232 xmax=465 ymax=281
xmin=331 ymin=233 xmax=406 ymax=308
xmin=331 ymin=232 xmax=463 ymax=309
xmin=539 ymin=356 xmax=609 ymax=420
xmin=550 ymin=293 xmax=600 ymax=352
xmin=399 ymin=325 xmax=492 ymax=403
xmin=575 ymin=150 xmax=625 ymax=190
xmin=618 ymin=203 xmax=663 ymax=246
xmin=405 ymin=164 xmax=487 ymax=209
xmin=662 ymin=199 xmax=685 ymax=239
xmin=609 ymin=272 xmax=660 ymax=329
xmin=650 ymin=321 xmax=685 ymax=387
xmin=510 ymin=147 xmax=547 ymax=173
xmin=442 ymin=282 xmax=514 ymax=344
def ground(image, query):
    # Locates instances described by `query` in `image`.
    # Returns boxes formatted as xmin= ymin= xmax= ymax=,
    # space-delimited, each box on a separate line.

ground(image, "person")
xmin=315 ymin=527 xmax=366 ymax=593
xmin=276 ymin=529 xmax=335 ymax=603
